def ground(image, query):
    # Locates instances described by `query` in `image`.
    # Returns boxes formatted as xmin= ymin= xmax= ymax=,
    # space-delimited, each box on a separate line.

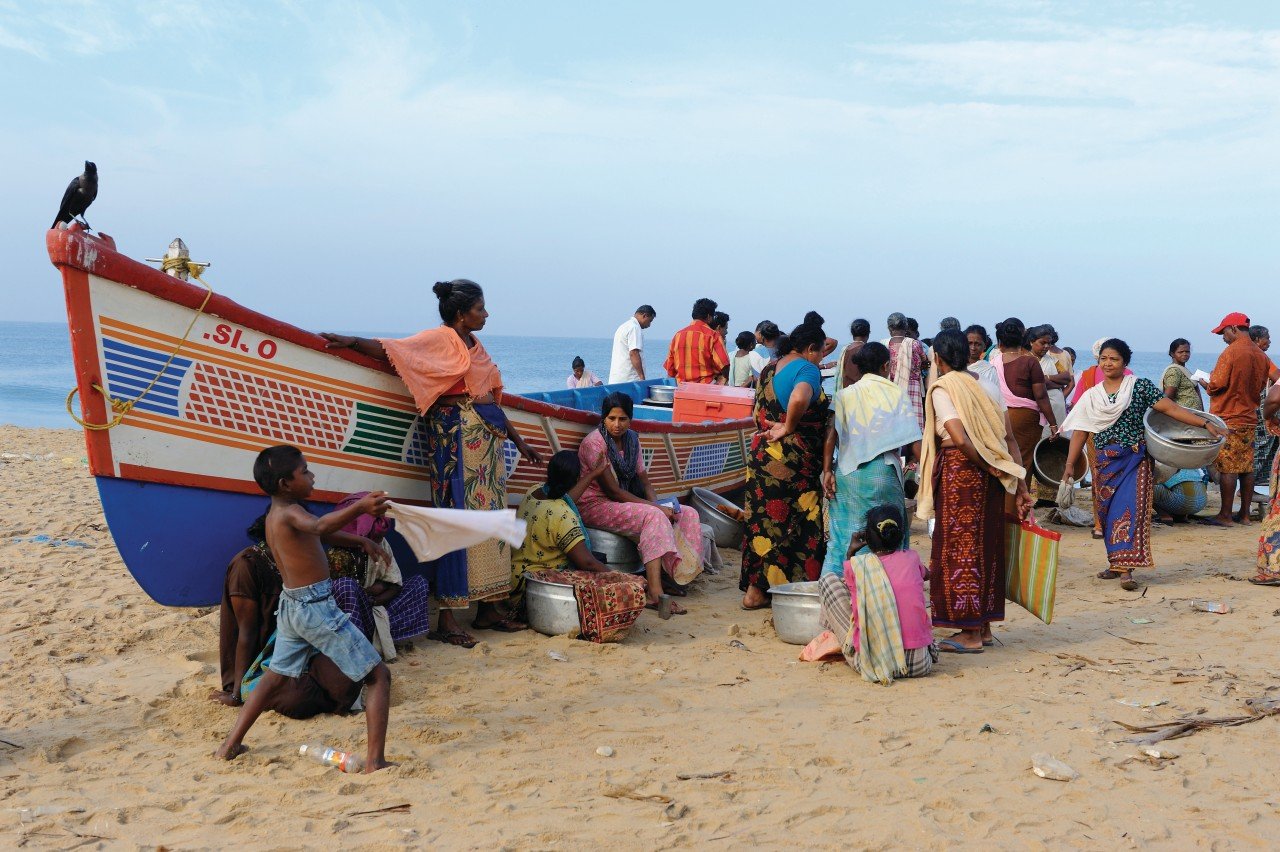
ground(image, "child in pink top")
xmin=817 ymin=504 xmax=938 ymax=678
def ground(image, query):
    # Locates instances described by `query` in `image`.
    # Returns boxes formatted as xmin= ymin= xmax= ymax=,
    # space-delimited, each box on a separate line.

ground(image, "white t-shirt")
xmin=609 ymin=317 xmax=645 ymax=383
xmin=748 ymin=344 xmax=772 ymax=376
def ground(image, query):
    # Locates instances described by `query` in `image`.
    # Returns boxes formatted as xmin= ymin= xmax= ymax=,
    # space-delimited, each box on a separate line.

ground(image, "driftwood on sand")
xmin=1114 ymin=696 xmax=1280 ymax=746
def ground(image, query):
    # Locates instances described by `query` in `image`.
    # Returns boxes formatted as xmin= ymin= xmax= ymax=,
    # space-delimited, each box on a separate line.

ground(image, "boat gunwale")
xmin=46 ymin=223 xmax=755 ymax=435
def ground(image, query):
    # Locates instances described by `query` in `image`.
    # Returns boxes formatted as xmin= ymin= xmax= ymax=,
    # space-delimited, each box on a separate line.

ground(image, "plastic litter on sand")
xmin=1031 ymin=753 xmax=1079 ymax=781
xmin=1191 ymin=601 xmax=1231 ymax=614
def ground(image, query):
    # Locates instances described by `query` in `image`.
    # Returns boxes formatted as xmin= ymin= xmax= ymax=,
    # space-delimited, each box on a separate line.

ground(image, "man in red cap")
xmin=1204 ymin=312 xmax=1270 ymax=526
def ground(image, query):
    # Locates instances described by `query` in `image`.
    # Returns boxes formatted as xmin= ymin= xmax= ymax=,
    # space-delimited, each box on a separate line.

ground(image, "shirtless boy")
xmin=215 ymin=445 xmax=395 ymax=772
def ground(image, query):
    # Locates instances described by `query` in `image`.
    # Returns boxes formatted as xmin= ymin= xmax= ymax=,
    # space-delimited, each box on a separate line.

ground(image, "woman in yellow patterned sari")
xmin=321 ymin=280 xmax=544 ymax=646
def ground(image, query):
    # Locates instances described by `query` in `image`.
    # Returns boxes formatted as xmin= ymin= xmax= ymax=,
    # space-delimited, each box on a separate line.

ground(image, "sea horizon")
xmin=1 ymin=319 xmax=1225 ymax=430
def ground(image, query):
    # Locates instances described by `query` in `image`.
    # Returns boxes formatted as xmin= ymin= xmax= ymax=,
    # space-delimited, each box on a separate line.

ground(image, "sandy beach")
xmin=2 ymin=424 xmax=1278 ymax=849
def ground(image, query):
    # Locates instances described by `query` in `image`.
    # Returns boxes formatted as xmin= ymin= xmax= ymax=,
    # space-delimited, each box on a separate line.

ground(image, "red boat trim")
xmin=47 ymin=225 xmax=395 ymax=376
xmin=48 ymin=224 xmax=756 ymax=432
xmin=62 ymin=265 xmax=115 ymax=475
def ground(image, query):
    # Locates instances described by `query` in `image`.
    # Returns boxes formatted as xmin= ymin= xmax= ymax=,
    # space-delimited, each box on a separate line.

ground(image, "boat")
xmin=46 ymin=223 xmax=752 ymax=607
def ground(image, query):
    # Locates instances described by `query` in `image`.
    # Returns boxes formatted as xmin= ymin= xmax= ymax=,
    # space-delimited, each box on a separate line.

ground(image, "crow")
xmin=52 ymin=161 xmax=98 ymax=229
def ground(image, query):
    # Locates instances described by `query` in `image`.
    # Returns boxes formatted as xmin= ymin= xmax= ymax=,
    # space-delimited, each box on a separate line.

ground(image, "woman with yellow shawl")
xmin=916 ymin=330 xmax=1032 ymax=654
xmin=321 ymin=280 xmax=544 ymax=647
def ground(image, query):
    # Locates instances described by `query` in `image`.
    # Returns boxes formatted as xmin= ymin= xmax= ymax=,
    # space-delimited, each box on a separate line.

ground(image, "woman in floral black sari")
xmin=740 ymin=322 xmax=831 ymax=609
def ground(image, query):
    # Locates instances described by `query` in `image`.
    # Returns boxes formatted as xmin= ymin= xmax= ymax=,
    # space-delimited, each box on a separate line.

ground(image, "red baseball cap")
xmin=1212 ymin=312 xmax=1250 ymax=334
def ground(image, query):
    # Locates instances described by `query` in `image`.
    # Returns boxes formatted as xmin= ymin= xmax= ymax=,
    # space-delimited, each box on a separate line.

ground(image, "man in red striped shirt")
xmin=664 ymin=298 xmax=729 ymax=384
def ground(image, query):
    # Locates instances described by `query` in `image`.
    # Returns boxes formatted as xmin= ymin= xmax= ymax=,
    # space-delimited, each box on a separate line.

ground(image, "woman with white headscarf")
xmin=1069 ymin=338 xmax=1132 ymax=537
xmin=1061 ymin=338 xmax=1226 ymax=590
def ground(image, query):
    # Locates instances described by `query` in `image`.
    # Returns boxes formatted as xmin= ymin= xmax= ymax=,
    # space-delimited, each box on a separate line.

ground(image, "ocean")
xmin=0 ymin=320 xmax=1222 ymax=429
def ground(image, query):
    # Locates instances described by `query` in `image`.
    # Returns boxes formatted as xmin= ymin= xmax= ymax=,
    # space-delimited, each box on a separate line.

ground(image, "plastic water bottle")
xmin=299 ymin=742 xmax=364 ymax=773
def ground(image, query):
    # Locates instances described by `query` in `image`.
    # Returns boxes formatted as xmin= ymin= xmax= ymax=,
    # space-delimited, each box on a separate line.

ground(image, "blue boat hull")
xmin=96 ymin=477 xmax=423 ymax=607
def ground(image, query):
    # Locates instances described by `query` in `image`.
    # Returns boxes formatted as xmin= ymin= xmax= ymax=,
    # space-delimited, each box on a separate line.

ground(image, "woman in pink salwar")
xmin=577 ymin=393 xmax=702 ymax=614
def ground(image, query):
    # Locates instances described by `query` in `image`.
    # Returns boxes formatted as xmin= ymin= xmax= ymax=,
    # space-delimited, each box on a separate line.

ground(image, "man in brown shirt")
xmin=1205 ymin=312 xmax=1270 ymax=526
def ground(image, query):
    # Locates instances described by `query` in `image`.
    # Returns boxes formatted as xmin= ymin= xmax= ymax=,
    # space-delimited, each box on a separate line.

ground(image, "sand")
xmin=1 ymin=424 xmax=1278 ymax=849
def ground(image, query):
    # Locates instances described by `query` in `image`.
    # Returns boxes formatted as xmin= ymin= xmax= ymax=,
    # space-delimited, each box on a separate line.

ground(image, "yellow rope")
xmin=66 ymin=261 xmax=213 ymax=431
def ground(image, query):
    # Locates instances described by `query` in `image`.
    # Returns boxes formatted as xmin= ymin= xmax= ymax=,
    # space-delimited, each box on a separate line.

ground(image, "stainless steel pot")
xmin=525 ymin=575 xmax=581 ymax=637
xmin=649 ymin=385 xmax=676 ymax=404
xmin=587 ymin=527 xmax=642 ymax=573
xmin=691 ymin=487 xmax=744 ymax=548
xmin=1144 ymin=409 xmax=1225 ymax=470
xmin=1152 ymin=459 xmax=1178 ymax=484
xmin=770 ymin=581 xmax=822 ymax=645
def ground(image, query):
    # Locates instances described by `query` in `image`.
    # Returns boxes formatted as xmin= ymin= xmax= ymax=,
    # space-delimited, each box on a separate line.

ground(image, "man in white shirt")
xmin=609 ymin=305 xmax=656 ymax=383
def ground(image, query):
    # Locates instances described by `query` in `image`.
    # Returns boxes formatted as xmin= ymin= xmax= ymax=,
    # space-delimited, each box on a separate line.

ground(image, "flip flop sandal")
xmin=1248 ymin=577 xmax=1280 ymax=586
xmin=645 ymin=596 xmax=685 ymax=618
xmin=1091 ymin=530 xmax=1105 ymax=539
xmin=938 ymin=638 xmax=983 ymax=654
xmin=473 ymin=618 xmax=528 ymax=633
xmin=1097 ymin=569 xmax=1124 ymax=580
xmin=1120 ymin=578 xmax=1141 ymax=591
xmin=740 ymin=601 xmax=771 ymax=611
xmin=427 ymin=629 xmax=477 ymax=648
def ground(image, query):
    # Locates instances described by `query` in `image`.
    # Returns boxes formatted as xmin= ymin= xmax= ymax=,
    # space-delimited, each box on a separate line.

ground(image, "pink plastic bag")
xmin=799 ymin=630 xmax=844 ymax=662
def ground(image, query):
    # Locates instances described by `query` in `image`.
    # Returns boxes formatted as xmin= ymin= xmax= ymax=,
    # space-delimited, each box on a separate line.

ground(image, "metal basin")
xmin=525 ymin=574 xmax=581 ymax=637
xmin=1032 ymin=436 xmax=1088 ymax=488
xmin=1144 ymin=409 xmax=1225 ymax=470
xmin=770 ymin=581 xmax=821 ymax=645
xmin=691 ymin=487 xmax=744 ymax=548
xmin=649 ymin=385 xmax=676 ymax=404
xmin=587 ymin=527 xmax=642 ymax=573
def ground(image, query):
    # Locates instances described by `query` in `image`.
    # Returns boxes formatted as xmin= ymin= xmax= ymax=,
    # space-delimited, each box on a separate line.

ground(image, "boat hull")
xmin=48 ymin=225 xmax=751 ymax=606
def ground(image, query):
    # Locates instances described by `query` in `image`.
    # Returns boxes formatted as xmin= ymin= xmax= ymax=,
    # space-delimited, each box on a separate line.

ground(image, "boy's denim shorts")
xmin=272 ymin=579 xmax=381 ymax=682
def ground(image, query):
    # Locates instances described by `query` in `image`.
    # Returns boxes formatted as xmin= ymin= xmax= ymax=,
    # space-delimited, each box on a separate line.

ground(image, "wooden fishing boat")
xmin=47 ymin=223 xmax=752 ymax=606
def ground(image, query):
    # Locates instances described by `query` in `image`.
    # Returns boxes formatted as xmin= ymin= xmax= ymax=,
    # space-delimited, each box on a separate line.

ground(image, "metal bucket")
xmin=1032 ymin=436 xmax=1087 ymax=488
xmin=770 ymin=581 xmax=822 ymax=645
xmin=1144 ymin=409 xmax=1226 ymax=470
xmin=525 ymin=574 xmax=581 ymax=637
xmin=587 ymin=528 xmax=642 ymax=574
xmin=691 ymin=487 xmax=744 ymax=548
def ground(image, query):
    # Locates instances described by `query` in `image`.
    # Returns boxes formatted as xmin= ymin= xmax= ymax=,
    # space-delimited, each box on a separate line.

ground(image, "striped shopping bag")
xmin=1004 ymin=516 xmax=1061 ymax=624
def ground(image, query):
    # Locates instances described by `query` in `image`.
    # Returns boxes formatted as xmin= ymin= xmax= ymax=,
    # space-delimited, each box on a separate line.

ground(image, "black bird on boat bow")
xmin=52 ymin=161 xmax=98 ymax=230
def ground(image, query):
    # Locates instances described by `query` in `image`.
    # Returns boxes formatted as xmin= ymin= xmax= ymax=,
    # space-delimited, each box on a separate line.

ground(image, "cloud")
xmin=3 ymin=5 xmax=1278 ymax=350
xmin=0 ymin=21 xmax=44 ymax=58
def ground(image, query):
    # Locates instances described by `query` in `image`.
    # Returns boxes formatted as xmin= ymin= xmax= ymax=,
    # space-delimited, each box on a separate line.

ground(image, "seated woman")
xmin=816 ymin=504 xmax=937 ymax=682
xmin=567 ymin=356 xmax=604 ymax=389
xmin=325 ymin=495 xmax=432 ymax=652
xmin=210 ymin=518 xmax=281 ymax=708
xmin=510 ymin=450 xmax=614 ymax=612
xmin=1154 ymin=468 xmax=1208 ymax=523
xmin=511 ymin=451 xmax=650 ymax=638
xmin=577 ymin=392 xmax=703 ymax=613
xmin=209 ymin=517 xmax=362 ymax=718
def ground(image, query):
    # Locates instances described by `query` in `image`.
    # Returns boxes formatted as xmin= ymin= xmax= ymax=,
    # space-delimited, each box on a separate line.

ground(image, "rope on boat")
xmin=66 ymin=261 xmax=214 ymax=431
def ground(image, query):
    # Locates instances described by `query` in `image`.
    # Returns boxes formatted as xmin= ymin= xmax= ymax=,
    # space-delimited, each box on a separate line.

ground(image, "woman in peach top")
xmin=322 ymin=280 xmax=543 ymax=647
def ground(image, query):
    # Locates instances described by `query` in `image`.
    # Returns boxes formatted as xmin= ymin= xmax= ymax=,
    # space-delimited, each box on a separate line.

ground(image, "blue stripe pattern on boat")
xmin=102 ymin=337 xmax=192 ymax=417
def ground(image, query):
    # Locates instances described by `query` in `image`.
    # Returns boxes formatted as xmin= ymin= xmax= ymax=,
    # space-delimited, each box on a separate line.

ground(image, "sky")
xmin=2 ymin=0 xmax=1277 ymax=352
